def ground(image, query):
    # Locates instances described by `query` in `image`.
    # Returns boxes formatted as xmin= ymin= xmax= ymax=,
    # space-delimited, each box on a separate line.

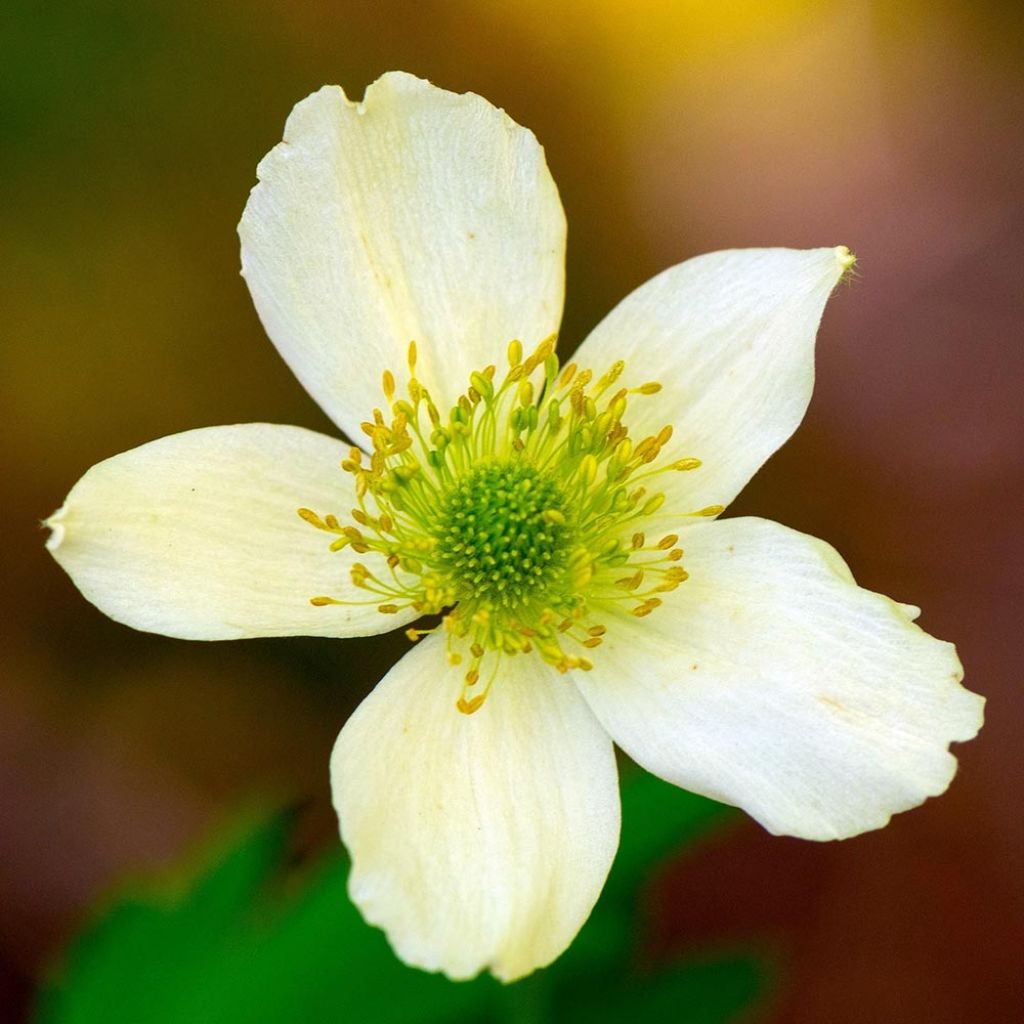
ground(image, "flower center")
xmin=298 ymin=337 xmax=723 ymax=714
xmin=432 ymin=461 xmax=570 ymax=610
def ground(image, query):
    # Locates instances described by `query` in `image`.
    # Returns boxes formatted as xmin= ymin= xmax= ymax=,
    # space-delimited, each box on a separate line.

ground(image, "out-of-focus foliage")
xmin=34 ymin=775 xmax=752 ymax=1024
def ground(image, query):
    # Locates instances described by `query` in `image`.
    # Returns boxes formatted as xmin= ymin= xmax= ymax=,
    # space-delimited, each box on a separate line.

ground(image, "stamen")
xmin=297 ymin=342 xmax=720 ymax=704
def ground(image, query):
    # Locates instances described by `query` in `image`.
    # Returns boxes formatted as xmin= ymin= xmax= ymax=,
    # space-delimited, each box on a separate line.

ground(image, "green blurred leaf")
xmin=554 ymin=955 xmax=764 ymax=1024
xmin=35 ymin=811 xmax=492 ymax=1024
xmin=36 ymin=775 xmax=755 ymax=1024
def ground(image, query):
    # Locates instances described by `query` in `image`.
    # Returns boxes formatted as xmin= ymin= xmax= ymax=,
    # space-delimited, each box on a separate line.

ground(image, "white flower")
xmin=46 ymin=72 xmax=983 ymax=983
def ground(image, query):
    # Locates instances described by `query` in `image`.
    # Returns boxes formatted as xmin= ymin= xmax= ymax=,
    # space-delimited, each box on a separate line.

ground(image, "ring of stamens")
xmin=298 ymin=336 xmax=723 ymax=714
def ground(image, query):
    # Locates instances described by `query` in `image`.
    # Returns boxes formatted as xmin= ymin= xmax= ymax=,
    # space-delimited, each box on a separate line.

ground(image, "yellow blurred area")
xmin=505 ymin=0 xmax=825 ymax=86
xmin=1 ymin=1 xmax=1021 ymax=1020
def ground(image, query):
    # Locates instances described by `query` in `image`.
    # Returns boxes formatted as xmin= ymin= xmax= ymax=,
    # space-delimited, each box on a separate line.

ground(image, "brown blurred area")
xmin=2 ymin=1 xmax=1021 ymax=1020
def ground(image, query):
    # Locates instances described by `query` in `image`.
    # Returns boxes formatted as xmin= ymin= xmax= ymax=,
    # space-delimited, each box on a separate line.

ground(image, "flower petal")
xmin=239 ymin=72 xmax=566 ymax=441
xmin=574 ymin=247 xmax=852 ymax=512
xmin=576 ymin=517 xmax=983 ymax=840
xmin=46 ymin=424 xmax=409 ymax=640
xmin=330 ymin=633 xmax=620 ymax=982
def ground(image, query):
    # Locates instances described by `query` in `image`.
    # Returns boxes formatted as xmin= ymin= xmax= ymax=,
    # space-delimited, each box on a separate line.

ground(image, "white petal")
xmin=239 ymin=72 xmax=566 ymax=441
xmin=46 ymin=424 xmax=410 ymax=640
xmin=574 ymin=247 xmax=852 ymax=512
xmin=576 ymin=517 xmax=983 ymax=841
xmin=331 ymin=633 xmax=619 ymax=982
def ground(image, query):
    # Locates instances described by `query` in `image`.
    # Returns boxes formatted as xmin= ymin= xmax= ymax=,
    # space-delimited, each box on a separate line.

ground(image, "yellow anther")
xmin=310 ymin=596 xmax=341 ymax=606
xmin=657 ymin=534 xmax=679 ymax=549
xmin=616 ymin=570 xmax=644 ymax=591
xmin=672 ymin=457 xmax=702 ymax=472
xmin=596 ymin=360 xmax=625 ymax=393
xmin=407 ymin=340 xmax=418 ymax=373
xmin=658 ymin=569 xmax=689 ymax=589
xmin=696 ymin=505 xmax=725 ymax=517
xmin=457 ymin=693 xmax=487 ymax=715
xmin=471 ymin=371 xmax=493 ymax=400
xmin=634 ymin=437 xmax=656 ymax=461
xmin=636 ymin=382 xmax=662 ymax=394
xmin=608 ymin=396 xmax=628 ymax=422
xmin=641 ymin=493 xmax=666 ymax=515
xmin=507 ymin=339 xmax=523 ymax=367
xmin=632 ymin=598 xmax=662 ymax=617
xmin=382 ymin=369 xmax=396 ymax=402
xmin=523 ymin=336 xmax=556 ymax=374
xmin=631 ymin=532 xmax=645 ymax=549
xmin=297 ymin=507 xmax=326 ymax=529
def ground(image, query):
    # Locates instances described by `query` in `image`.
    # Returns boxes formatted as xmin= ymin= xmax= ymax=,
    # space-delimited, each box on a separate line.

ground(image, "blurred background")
xmin=2 ymin=0 xmax=1022 ymax=1021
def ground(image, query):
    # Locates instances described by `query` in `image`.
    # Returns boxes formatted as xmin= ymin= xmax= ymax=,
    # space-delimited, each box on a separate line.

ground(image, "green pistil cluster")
xmin=433 ymin=462 xmax=570 ymax=610
xmin=299 ymin=337 xmax=722 ymax=714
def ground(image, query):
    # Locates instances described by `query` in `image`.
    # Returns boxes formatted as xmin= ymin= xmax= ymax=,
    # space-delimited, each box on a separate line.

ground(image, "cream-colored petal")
xmin=573 ymin=247 xmax=852 ymax=513
xmin=239 ymin=72 xmax=566 ymax=442
xmin=577 ymin=517 xmax=983 ymax=841
xmin=331 ymin=633 xmax=619 ymax=982
xmin=46 ymin=424 xmax=410 ymax=640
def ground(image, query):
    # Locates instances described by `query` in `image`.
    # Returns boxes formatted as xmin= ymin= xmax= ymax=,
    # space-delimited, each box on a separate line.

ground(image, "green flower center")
xmin=298 ymin=336 xmax=724 ymax=714
xmin=432 ymin=462 xmax=570 ymax=610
